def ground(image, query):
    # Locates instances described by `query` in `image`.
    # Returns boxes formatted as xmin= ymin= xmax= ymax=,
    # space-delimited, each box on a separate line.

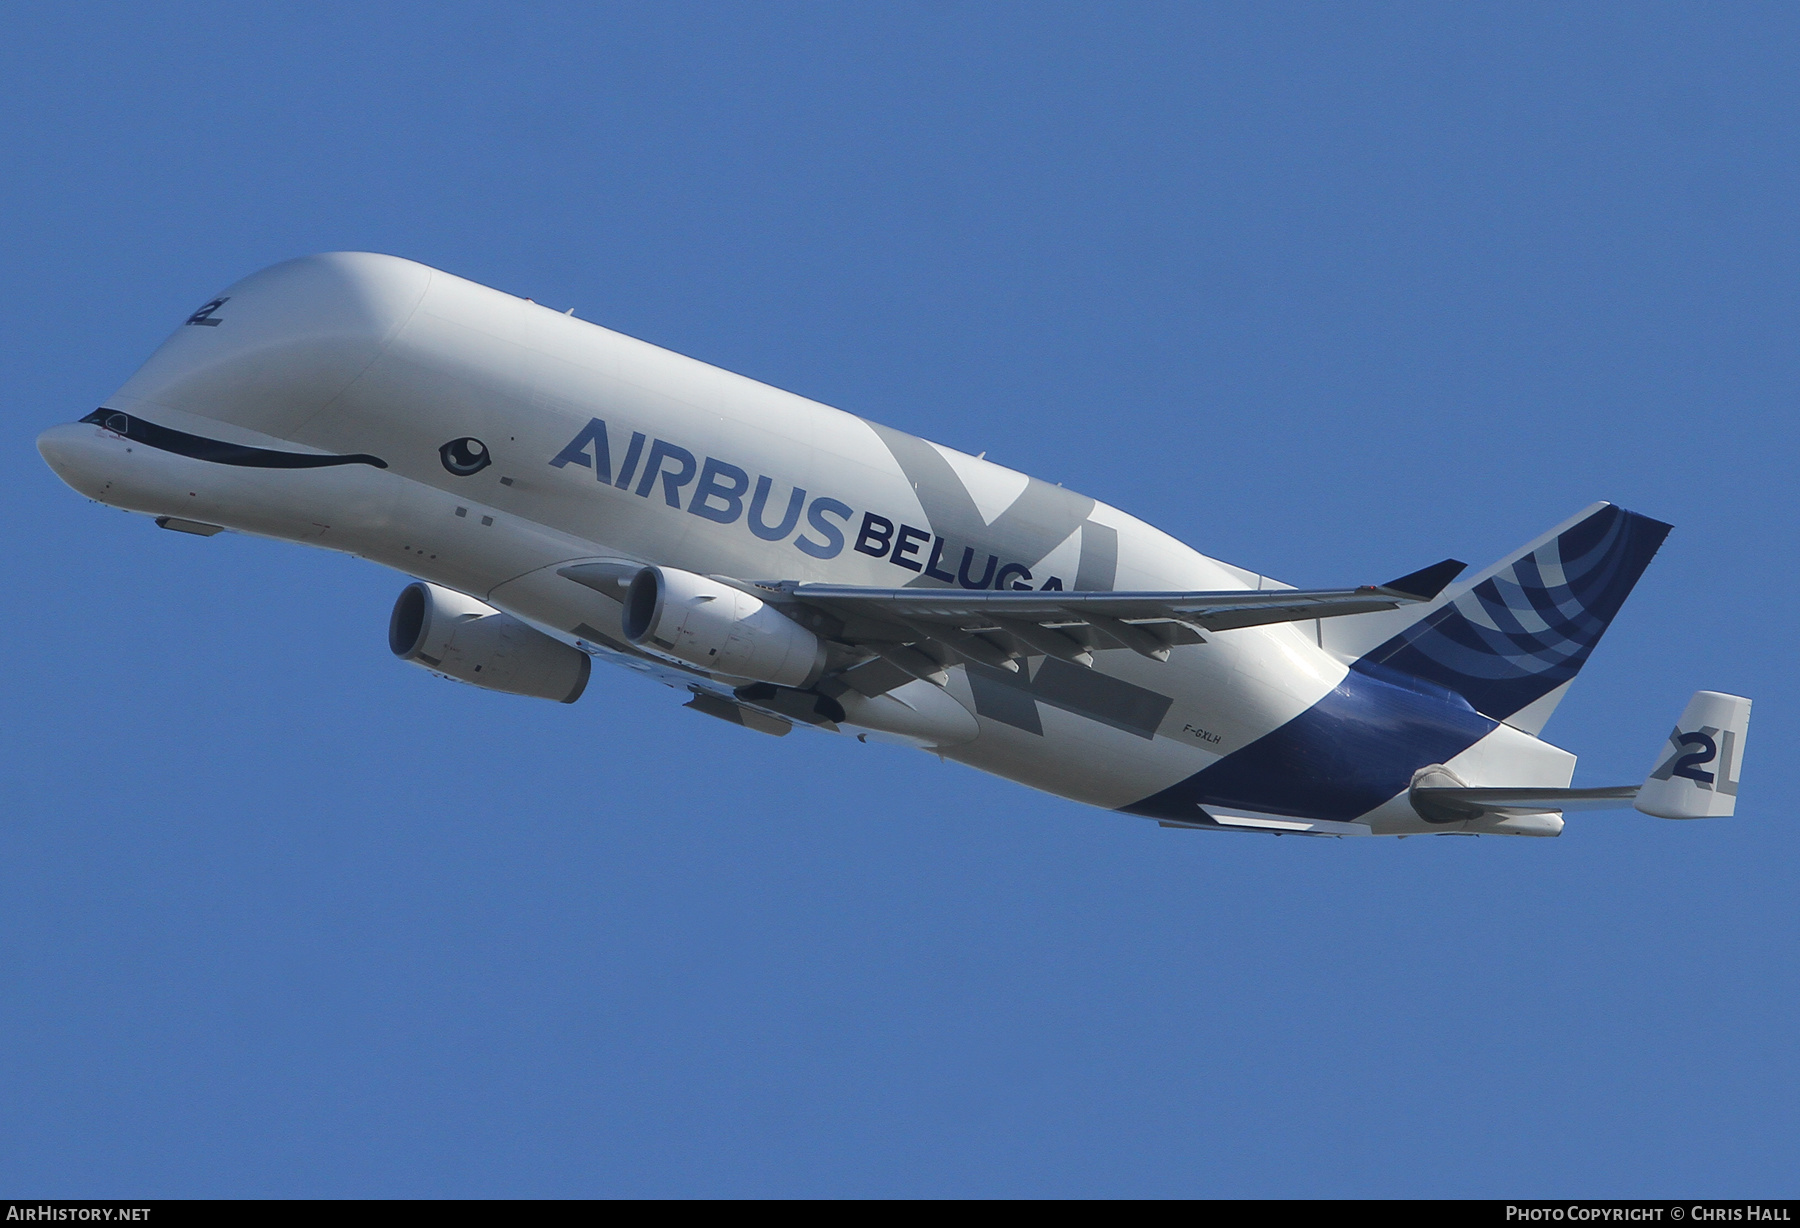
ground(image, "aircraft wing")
xmin=771 ymin=558 xmax=1467 ymax=688
xmin=560 ymin=554 xmax=1465 ymax=706
xmin=783 ymin=559 xmax=1465 ymax=647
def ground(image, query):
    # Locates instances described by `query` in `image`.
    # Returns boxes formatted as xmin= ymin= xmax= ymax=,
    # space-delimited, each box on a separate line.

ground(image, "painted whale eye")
xmin=439 ymin=437 xmax=491 ymax=476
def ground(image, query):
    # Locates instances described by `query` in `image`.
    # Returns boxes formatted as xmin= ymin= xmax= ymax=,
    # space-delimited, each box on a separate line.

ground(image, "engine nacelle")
xmin=622 ymin=566 xmax=824 ymax=688
xmin=389 ymin=582 xmax=591 ymax=703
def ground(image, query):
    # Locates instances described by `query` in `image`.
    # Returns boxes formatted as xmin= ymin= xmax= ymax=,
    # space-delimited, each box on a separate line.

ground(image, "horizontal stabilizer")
xmin=1380 ymin=558 xmax=1466 ymax=601
xmin=1411 ymin=784 xmax=1640 ymax=821
xmin=1408 ymin=689 xmax=1751 ymax=824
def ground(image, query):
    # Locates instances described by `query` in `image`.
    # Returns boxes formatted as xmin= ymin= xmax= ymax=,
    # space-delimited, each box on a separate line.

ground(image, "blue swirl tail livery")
xmin=36 ymin=252 xmax=1749 ymax=838
xmin=1355 ymin=502 xmax=1670 ymax=724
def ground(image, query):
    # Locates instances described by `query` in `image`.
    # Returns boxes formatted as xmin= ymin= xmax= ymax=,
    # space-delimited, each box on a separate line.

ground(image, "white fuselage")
xmin=38 ymin=253 xmax=1576 ymax=835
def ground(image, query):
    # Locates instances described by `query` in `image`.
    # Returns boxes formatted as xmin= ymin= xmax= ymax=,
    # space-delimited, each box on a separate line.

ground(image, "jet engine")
xmin=389 ymin=581 xmax=591 ymax=703
xmin=622 ymin=566 xmax=824 ymax=688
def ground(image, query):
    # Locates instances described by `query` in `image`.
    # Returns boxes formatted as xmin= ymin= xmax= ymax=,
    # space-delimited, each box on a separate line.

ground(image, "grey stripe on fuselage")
xmin=1075 ymin=521 xmax=1118 ymax=592
xmin=966 ymin=658 xmax=1174 ymax=741
xmin=861 ymin=419 xmax=1115 ymax=590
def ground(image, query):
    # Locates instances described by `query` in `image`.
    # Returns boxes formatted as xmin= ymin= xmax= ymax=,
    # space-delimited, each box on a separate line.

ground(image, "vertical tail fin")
xmin=1635 ymin=691 xmax=1751 ymax=819
xmin=1352 ymin=503 xmax=1671 ymax=726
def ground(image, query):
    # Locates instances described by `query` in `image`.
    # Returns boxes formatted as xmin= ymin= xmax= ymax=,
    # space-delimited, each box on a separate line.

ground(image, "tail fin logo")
xmin=1651 ymin=726 xmax=1739 ymax=796
xmin=1361 ymin=505 xmax=1670 ymax=720
xmin=1635 ymin=691 xmax=1750 ymax=819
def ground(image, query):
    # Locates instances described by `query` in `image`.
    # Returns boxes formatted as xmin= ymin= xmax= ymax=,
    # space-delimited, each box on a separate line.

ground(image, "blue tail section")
xmin=1122 ymin=667 xmax=1499 ymax=822
xmin=1120 ymin=503 xmax=1670 ymax=824
xmin=1357 ymin=503 xmax=1670 ymax=723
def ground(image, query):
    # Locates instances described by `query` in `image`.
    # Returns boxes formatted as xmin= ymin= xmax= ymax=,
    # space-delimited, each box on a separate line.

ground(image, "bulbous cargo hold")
xmin=33 ymin=250 xmax=1743 ymax=838
xmin=622 ymin=566 xmax=825 ymax=688
xmin=389 ymin=582 xmax=591 ymax=703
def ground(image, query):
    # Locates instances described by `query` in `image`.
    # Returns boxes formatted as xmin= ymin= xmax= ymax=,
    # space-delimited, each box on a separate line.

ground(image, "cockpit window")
xmin=74 ymin=408 xmax=388 ymax=470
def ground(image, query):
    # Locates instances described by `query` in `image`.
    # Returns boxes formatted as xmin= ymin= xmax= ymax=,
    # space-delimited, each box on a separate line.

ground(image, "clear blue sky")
xmin=3 ymin=2 xmax=1794 ymax=1197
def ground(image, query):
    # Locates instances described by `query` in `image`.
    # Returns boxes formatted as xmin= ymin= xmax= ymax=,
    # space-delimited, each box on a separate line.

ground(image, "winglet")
xmin=1379 ymin=558 xmax=1467 ymax=601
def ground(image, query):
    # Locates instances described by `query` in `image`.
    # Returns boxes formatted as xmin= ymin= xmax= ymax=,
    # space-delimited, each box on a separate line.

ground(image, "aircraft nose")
xmin=37 ymin=421 xmax=118 ymax=499
xmin=38 ymin=422 xmax=88 ymax=473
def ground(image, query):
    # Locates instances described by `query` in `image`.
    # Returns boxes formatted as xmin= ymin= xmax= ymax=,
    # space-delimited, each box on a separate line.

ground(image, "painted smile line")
xmin=80 ymin=409 xmax=388 ymax=470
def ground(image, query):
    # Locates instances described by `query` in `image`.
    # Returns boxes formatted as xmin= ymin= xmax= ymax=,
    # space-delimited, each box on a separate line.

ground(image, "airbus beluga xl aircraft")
xmin=39 ymin=253 xmax=1750 ymax=837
